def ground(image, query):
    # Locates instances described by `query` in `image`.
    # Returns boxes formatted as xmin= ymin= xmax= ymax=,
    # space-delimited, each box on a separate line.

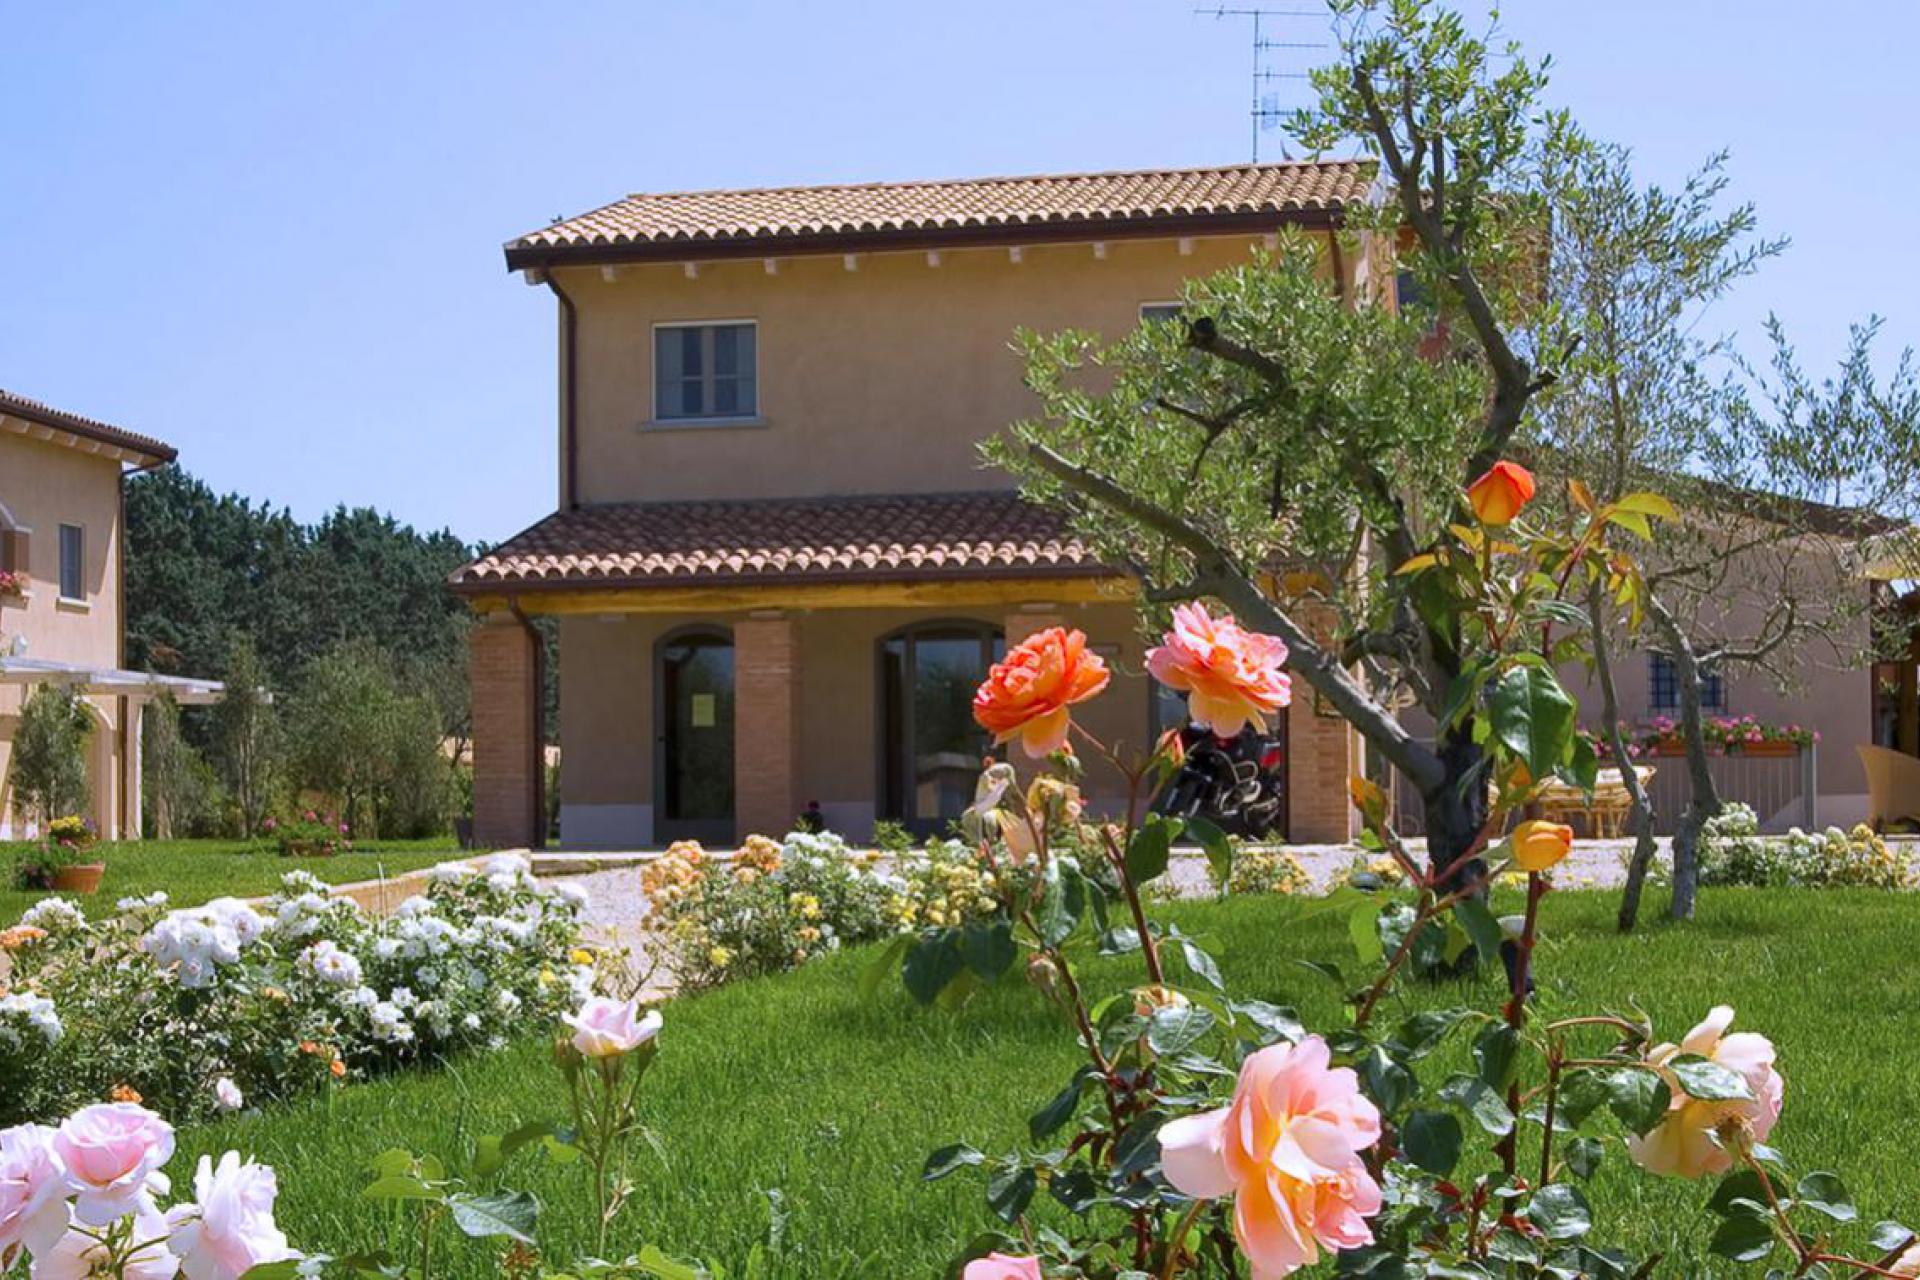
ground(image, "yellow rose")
xmin=1511 ymin=820 xmax=1574 ymax=874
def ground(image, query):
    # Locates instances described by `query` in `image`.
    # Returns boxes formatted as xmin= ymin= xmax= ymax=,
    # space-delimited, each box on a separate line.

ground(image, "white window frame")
xmin=57 ymin=523 xmax=85 ymax=603
xmin=648 ymin=319 xmax=763 ymax=428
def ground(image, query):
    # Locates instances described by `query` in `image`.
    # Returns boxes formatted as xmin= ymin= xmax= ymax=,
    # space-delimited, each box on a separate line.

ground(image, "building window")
xmin=57 ymin=524 xmax=84 ymax=601
xmin=1141 ymin=302 xmax=1185 ymax=325
xmin=1650 ymin=651 xmax=1725 ymax=714
xmin=654 ymin=322 xmax=757 ymax=421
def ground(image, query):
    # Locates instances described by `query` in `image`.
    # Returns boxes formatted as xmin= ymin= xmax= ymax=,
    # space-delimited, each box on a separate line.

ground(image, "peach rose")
xmin=1466 ymin=460 xmax=1537 ymax=526
xmin=1626 ymin=1006 xmax=1784 ymax=1179
xmin=563 ymin=997 xmax=662 ymax=1059
xmin=50 ymin=1102 xmax=174 ymax=1226
xmin=963 ymin=1255 xmax=1043 ymax=1280
xmin=972 ymin=628 xmax=1110 ymax=758
xmin=1511 ymin=820 xmax=1573 ymax=874
xmin=1159 ymin=1036 xmax=1382 ymax=1277
xmin=1146 ymin=604 xmax=1291 ymax=737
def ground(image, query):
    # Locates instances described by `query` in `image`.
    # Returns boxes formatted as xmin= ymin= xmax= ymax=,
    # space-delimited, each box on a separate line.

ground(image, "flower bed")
xmin=1700 ymin=804 xmax=1914 ymax=889
xmin=1588 ymin=715 xmax=1819 ymax=761
xmin=0 ymin=854 xmax=592 ymax=1127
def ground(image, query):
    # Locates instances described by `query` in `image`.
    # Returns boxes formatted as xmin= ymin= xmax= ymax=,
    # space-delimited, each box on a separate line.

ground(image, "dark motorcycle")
xmin=1154 ymin=723 xmax=1286 ymax=839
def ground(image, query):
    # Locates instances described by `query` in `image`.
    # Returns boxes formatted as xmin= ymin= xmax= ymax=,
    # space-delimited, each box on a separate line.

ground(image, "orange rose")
xmin=1511 ymin=819 xmax=1573 ymax=873
xmin=1466 ymin=460 xmax=1537 ymax=526
xmin=972 ymin=628 xmax=1110 ymax=758
xmin=1146 ymin=604 xmax=1291 ymax=737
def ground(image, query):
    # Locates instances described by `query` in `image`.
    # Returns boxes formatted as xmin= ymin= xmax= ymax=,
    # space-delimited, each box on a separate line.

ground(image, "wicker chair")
xmin=1857 ymin=744 xmax=1920 ymax=832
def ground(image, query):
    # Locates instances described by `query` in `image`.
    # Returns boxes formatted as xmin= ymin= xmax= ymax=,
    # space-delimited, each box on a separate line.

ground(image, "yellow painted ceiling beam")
xmin=464 ymin=575 xmax=1139 ymax=617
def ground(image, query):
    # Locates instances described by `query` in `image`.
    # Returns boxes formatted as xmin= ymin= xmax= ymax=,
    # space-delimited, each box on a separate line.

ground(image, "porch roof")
xmin=0 ymin=657 xmax=227 ymax=704
xmin=449 ymin=491 xmax=1110 ymax=595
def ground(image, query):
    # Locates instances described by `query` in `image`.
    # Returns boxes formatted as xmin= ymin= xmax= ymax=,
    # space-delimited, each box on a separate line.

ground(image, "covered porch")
xmin=0 ymin=656 xmax=226 ymax=840
xmin=455 ymin=493 xmax=1358 ymax=850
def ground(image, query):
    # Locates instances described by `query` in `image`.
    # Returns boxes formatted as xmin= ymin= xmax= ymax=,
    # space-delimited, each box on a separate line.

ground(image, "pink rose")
xmin=963 ymin=1255 xmax=1044 ymax=1280
xmin=1627 ymin=1006 xmax=1784 ymax=1179
xmin=1159 ymin=1036 xmax=1381 ymax=1276
xmin=34 ymin=1201 xmax=177 ymax=1280
xmin=50 ymin=1103 xmax=175 ymax=1226
xmin=1147 ymin=604 xmax=1291 ymax=737
xmin=562 ymin=997 xmax=662 ymax=1059
xmin=165 ymin=1152 xmax=299 ymax=1280
xmin=0 ymin=1123 xmax=68 ymax=1260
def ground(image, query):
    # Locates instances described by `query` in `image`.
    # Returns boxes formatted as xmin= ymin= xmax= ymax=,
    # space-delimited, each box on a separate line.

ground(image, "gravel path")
xmin=544 ymin=838 xmax=1663 ymax=997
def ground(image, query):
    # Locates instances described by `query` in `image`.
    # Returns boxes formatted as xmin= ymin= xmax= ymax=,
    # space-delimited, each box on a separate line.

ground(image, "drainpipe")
xmin=542 ymin=271 xmax=581 ymax=512
xmin=506 ymin=597 xmax=546 ymax=850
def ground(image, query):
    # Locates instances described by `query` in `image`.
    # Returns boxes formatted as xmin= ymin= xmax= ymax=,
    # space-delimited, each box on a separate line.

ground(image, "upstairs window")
xmin=58 ymin=524 xmax=84 ymax=600
xmin=1140 ymin=302 xmax=1185 ymax=326
xmin=654 ymin=322 xmax=758 ymax=422
xmin=1650 ymin=651 xmax=1726 ymax=714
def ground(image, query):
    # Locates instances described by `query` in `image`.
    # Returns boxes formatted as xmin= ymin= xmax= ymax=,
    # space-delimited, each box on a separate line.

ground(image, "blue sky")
xmin=2 ymin=2 xmax=1913 ymax=545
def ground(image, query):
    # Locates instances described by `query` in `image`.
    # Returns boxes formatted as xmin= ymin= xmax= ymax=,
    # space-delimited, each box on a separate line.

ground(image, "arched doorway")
xmin=654 ymin=626 xmax=735 ymax=844
xmin=878 ymin=621 xmax=1004 ymax=837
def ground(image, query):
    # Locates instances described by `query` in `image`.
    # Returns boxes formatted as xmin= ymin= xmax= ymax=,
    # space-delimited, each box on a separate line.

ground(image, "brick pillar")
xmin=734 ymin=614 xmax=801 ymax=840
xmin=472 ymin=615 xmax=540 ymax=850
xmin=1285 ymin=603 xmax=1358 ymax=844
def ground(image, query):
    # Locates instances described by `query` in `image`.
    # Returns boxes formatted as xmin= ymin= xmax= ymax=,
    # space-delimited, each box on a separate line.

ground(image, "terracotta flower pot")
xmin=50 ymin=863 xmax=105 ymax=894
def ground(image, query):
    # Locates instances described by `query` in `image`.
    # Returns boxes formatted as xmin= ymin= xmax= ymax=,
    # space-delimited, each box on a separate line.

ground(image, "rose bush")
xmin=891 ymin=464 xmax=1914 ymax=1278
xmin=0 ymin=854 xmax=590 ymax=1126
xmin=636 ymin=830 xmax=897 ymax=991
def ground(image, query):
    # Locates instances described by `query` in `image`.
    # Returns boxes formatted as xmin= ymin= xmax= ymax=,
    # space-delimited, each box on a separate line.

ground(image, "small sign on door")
xmin=690 ymin=693 xmax=718 ymax=728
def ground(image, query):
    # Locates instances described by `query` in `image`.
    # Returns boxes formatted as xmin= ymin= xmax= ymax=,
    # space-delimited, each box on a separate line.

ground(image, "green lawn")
xmin=0 ymin=838 xmax=462 ymax=920
xmin=174 ymin=888 xmax=1920 ymax=1278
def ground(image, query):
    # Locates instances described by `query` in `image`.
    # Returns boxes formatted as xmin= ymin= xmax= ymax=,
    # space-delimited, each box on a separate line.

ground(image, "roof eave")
xmin=448 ymin=560 xmax=1119 ymax=596
xmin=502 ymin=205 xmax=1349 ymax=274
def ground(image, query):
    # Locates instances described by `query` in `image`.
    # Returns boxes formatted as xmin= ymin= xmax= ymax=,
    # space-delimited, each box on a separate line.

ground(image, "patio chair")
xmin=1857 ymin=744 xmax=1920 ymax=832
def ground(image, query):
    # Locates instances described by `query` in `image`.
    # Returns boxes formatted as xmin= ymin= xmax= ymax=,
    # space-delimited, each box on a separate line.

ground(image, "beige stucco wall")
xmin=556 ymin=232 xmax=1342 ymax=506
xmin=556 ymin=601 xmax=1156 ymax=848
xmin=0 ymin=432 xmax=129 ymax=839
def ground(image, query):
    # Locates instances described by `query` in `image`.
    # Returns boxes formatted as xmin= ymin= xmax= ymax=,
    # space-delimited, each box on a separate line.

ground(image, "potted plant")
xmin=0 ymin=569 xmax=25 ymax=603
xmin=43 ymin=815 xmax=103 ymax=894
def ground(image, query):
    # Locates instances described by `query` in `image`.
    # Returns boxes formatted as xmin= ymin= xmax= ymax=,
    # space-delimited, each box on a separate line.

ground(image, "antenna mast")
xmin=1194 ymin=6 xmax=1325 ymax=163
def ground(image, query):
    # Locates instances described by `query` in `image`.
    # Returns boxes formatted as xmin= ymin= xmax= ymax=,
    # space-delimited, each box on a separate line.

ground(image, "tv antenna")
xmin=1195 ymin=6 xmax=1326 ymax=162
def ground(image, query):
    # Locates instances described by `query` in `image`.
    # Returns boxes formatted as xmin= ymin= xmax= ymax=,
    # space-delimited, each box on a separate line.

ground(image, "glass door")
xmin=657 ymin=629 xmax=735 ymax=844
xmin=880 ymin=623 xmax=1003 ymax=837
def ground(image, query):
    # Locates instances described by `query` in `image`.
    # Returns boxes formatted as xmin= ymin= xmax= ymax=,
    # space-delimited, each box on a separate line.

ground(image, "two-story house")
xmin=453 ymin=163 xmax=1377 ymax=849
xmin=456 ymin=161 xmax=1905 ymax=850
xmin=0 ymin=390 xmax=224 ymax=840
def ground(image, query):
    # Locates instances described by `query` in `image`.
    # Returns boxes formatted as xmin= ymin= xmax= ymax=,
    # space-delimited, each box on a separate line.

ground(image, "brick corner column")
xmin=1284 ymin=600 xmax=1359 ymax=845
xmin=734 ymin=613 xmax=801 ymax=841
xmin=472 ymin=614 xmax=539 ymax=850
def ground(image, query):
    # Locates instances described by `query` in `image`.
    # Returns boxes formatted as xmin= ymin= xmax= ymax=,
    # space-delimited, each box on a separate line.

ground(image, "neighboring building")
xmin=455 ymin=163 xmax=1377 ymax=848
xmin=457 ymin=162 xmax=1897 ymax=849
xmin=0 ymin=390 xmax=223 ymax=840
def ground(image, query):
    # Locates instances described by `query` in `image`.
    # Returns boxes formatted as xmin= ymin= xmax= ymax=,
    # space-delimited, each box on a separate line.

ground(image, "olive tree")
xmin=1536 ymin=134 xmax=1920 ymax=923
xmin=992 ymin=0 xmax=1580 ymax=881
xmin=11 ymin=685 xmax=92 ymax=835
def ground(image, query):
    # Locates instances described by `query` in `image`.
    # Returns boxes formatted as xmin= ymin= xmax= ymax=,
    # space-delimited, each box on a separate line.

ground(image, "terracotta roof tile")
xmin=507 ymin=161 xmax=1374 ymax=265
xmin=450 ymin=492 xmax=1107 ymax=592
xmin=0 ymin=388 xmax=176 ymax=464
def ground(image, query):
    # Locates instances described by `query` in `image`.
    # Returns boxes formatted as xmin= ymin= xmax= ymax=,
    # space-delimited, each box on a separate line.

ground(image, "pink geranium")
xmin=1147 ymin=604 xmax=1292 ymax=737
xmin=1159 ymin=1036 xmax=1382 ymax=1277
